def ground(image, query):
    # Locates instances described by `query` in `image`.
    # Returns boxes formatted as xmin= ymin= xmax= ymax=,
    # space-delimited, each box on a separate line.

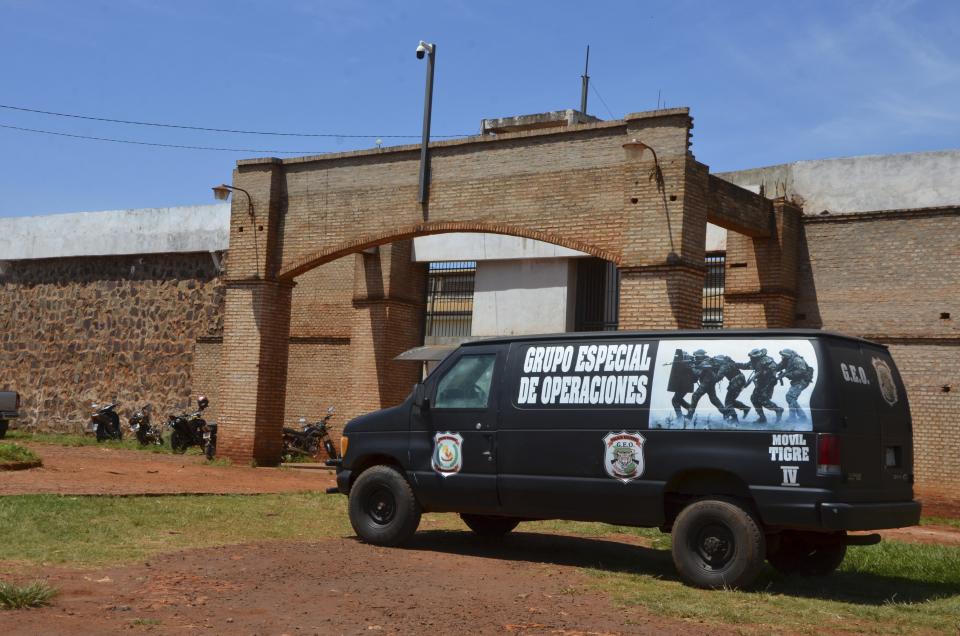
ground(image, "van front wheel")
xmin=349 ymin=465 xmax=421 ymax=547
xmin=460 ymin=514 xmax=519 ymax=537
xmin=671 ymin=498 xmax=766 ymax=589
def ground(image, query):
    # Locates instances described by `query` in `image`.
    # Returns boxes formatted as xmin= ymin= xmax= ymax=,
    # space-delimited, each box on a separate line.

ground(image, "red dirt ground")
xmin=0 ymin=443 xmax=335 ymax=496
xmin=0 ymin=536 xmax=718 ymax=636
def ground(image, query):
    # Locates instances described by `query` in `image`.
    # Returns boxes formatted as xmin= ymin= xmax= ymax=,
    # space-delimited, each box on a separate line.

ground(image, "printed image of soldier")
xmin=738 ymin=348 xmax=784 ymax=424
xmin=686 ymin=349 xmax=730 ymax=420
xmin=712 ymin=354 xmax=751 ymax=422
xmin=776 ymin=349 xmax=814 ymax=423
xmin=666 ymin=349 xmax=696 ymax=422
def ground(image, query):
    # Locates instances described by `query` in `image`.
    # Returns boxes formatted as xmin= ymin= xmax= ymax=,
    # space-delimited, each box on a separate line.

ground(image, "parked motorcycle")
xmin=282 ymin=406 xmax=338 ymax=461
xmin=89 ymin=402 xmax=123 ymax=442
xmin=167 ymin=395 xmax=217 ymax=459
xmin=129 ymin=404 xmax=163 ymax=446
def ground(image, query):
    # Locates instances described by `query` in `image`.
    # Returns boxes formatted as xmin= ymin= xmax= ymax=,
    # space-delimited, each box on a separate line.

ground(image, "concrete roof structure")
xmin=717 ymin=149 xmax=960 ymax=215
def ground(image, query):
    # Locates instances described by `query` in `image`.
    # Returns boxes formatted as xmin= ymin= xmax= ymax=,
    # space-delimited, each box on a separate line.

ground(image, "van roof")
xmin=460 ymin=328 xmax=886 ymax=349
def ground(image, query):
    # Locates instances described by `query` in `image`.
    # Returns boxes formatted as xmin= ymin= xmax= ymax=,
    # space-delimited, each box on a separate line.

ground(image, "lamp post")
xmin=416 ymin=40 xmax=436 ymax=205
xmin=212 ymin=183 xmax=259 ymax=279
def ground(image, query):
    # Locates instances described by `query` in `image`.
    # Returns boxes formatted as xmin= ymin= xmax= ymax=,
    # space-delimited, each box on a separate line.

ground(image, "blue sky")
xmin=1 ymin=0 xmax=957 ymax=217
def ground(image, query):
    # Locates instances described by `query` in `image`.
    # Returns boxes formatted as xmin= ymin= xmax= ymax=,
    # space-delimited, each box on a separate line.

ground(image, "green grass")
xmin=0 ymin=580 xmax=58 ymax=609
xmin=0 ymin=443 xmax=40 ymax=465
xmin=0 ymin=494 xmax=956 ymax=633
xmin=924 ymin=516 xmax=960 ymax=529
xmin=6 ymin=430 xmax=185 ymax=454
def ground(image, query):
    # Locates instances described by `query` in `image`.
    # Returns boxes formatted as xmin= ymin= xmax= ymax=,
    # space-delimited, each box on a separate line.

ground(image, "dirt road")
xmin=0 ymin=443 xmax=334 ymax=496
xmin=0 ymin=534 xmax=713 ymax=636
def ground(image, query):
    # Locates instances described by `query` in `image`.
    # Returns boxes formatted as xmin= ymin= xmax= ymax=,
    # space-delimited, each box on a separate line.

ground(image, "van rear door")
xmin=830 ymin=340 xmax=913 ymax=502
xmin=862 ymin=345 xmax=914 ymax=498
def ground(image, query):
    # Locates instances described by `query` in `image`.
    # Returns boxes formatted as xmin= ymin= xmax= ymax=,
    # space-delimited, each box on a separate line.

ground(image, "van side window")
xmin=435 ymin=355 xmax=496 ymax=409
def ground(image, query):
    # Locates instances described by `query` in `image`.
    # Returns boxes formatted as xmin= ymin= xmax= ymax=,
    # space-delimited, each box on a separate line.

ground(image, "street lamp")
xmin=212 ymin=183 xmax=259 ymax=278
xmin=416 ymin=40 xmax=436 ymax=205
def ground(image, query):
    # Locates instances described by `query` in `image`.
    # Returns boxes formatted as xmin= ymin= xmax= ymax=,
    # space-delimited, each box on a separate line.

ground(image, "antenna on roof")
xmin=580 ymin=45 xmax=590 ymax=115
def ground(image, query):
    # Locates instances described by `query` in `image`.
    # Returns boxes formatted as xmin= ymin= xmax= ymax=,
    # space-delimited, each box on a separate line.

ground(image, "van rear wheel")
xmin=349 ymin=465 xmax=421 ymax=547
xmin=768 ymin=531 xmax=847 ymax=576
xmin=460 ymin=514 xmax=519 ymax=537
xmin=671 ymin=498 xmax=766 ymax=589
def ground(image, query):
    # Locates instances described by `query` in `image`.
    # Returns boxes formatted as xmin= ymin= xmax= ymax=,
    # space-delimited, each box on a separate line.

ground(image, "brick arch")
xmin=217 ymin=108 xmax=763 ymax=466
xmin=277 ymin=221 xmax=620 ymax=281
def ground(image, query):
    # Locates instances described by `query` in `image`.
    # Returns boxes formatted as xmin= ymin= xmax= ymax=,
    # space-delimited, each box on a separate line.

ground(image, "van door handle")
xmin=482 ymin=433 xmax=494 ymax=461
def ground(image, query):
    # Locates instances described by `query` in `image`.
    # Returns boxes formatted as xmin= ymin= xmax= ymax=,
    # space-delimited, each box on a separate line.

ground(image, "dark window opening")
xmin=425 ymin=261 xmax=475 ymax=338
xmin=575 ymin=258 xmax=620 ymax=331
xmin=702 ymin=252 xmax=725 ymax=329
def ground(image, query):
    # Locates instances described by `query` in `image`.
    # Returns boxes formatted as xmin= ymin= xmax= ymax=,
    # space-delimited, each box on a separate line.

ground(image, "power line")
xmin=0 ymin=103 xmax=470 ymax=139
xmin=0 ymin=123 xmax=335 ymax=154
xmin=590 ymin=81 xmax=616 ymax=120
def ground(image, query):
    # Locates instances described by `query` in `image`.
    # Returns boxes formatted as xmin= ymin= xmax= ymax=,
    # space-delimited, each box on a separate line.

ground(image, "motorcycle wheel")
xmin=95 ymin=423 xmax=107 ymax=442
xmin=136 ymin=430 xmax=149 ymax=446
xmin=204 ymin=441 xmax=215 ymax=460
xmin=170 ymin=430 xmax=188 ymax=454
xmin=0 ymin=419 xmax=8 ymax=439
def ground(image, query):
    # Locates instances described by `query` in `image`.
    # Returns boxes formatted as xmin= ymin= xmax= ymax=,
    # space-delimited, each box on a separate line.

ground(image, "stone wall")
xmin=0 ymin=253 xmax=224 ymax=432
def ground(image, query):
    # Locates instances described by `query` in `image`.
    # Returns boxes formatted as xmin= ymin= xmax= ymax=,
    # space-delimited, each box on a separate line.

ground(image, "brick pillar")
xmin=217 ymin=279 xmax=293 ymax=465
xmin=724 ymin=198 xmax=802 ymax=327
xmin=349 ymin=240 xmax=426 ymax=419
xmin=618 ymin=110 xmax=706 ymax=330
xmin=218 ymin=159 xmax=293 ymax=466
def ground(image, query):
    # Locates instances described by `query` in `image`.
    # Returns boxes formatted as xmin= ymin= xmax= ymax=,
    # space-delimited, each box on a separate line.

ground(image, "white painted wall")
xmin=471 ymin=259 xmax=575 ymax=336
xmin=0 ymin=204 xmax=230 ymax=260
xmin=413 ymin=233 xmax=588 ymax=262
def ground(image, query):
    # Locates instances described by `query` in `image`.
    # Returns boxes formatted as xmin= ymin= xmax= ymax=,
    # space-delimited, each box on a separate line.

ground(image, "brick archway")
xmin=217 ymin=108 xmax=781 ymax=464
xmin=278 ymin=222 xmax=620 ymax=281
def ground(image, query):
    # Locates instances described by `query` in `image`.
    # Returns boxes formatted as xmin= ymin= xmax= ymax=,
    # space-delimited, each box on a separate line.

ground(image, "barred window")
xmin=425 ymin=261 xmax=475 ymax=338
xmin=702 ymin=253 xmax=725 ymax=329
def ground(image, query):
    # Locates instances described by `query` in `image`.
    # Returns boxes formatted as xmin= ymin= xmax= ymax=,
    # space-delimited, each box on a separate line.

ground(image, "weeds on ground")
xmin=0 ymin=443 xmax=41 ymax=465
xmin=7 ymin=430 xmax=204 ymax=456
xmin=923 ymin=516 xmax=960 ymax=529
xmin=0 ymin=580 xmax=58 ymax=609
xmin=0 ymin=493 xmax=957 ymax=633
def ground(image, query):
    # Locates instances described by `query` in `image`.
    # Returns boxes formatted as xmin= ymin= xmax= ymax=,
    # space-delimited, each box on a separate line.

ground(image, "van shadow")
xmin=397 ymin=530 xmax=959 ymax=606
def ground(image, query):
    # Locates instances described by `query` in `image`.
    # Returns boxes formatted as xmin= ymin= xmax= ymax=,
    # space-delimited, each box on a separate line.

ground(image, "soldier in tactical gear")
xmin=777 ymin=349 xmax=814 ymax=423
xmin=712 ymin=354 xmax=751 ymax=421
xmin=738 ymin=348 xmax=784 ymax=424
xmin=687 ymin=349 xmax=730 ymax=420
xmin=666 ymin=349 xmax=695 ymax=421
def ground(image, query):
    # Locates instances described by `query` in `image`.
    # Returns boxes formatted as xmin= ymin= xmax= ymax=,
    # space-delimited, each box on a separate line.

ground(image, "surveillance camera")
xmin=416 ymin=40 xmax=432 ymax=59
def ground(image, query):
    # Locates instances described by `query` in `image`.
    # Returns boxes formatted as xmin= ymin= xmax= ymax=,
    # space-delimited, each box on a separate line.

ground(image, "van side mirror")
xmin=413 ymin=383 xmax=430 ymax=410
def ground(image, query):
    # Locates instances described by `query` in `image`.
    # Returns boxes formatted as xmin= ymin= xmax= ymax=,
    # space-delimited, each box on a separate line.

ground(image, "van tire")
xmin=349 ymin=465 xmax=421 ymax=547
xmin=460 ymin=514 xmax=519 ymax=537
xmin=0 ymin=420 xmax=7 ymax=439
xmin=768 ymin=532 xmax=847 ymax=576
xmin=671 ymin=498 xmax=766 ymax=589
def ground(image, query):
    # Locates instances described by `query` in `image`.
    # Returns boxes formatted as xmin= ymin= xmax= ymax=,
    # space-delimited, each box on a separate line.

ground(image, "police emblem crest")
xmin=872 ymin=358 xmax=898 ymax=406
xmin=603 ymin=431 xmax=646 ymax=483
xmin=432 ymin=432 xmax=464 ymax=477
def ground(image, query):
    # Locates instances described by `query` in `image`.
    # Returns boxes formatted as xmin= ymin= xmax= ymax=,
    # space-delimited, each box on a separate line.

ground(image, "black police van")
xmin=332 ymin=329 xmax=920 ymax=589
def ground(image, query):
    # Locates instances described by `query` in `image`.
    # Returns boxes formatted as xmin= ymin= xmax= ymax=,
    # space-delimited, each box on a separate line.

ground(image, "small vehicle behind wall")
xmin=129 ymin=404 xmax=163 ymax=446
xmin=89 ymin=402 xmax=123 ymax=442
xmin=167 ymin=395 xmax=216 ymax=459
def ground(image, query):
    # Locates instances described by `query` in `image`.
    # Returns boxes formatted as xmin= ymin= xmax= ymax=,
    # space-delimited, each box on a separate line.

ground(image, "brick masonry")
xmin=1 ymin=108 xmax=954 ymax=499
xmin=794 ymin=207 xmax=960 ymax=498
